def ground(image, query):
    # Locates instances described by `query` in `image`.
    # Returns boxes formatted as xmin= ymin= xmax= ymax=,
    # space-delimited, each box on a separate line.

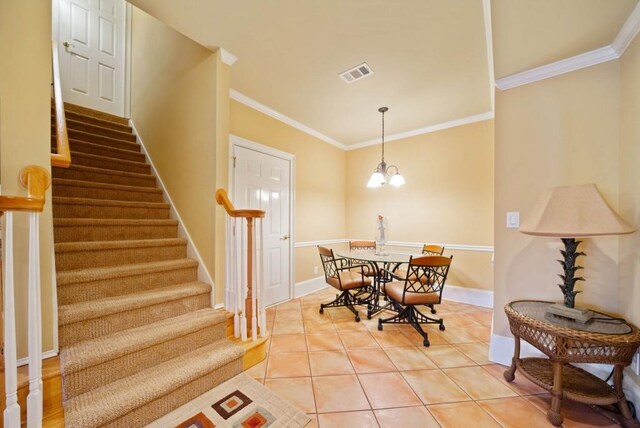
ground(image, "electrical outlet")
xmin=506 ymin=211 xmax=520 ymax=228
xmin=313 ymin=266 xmax=319 ymax=275
xmin=632 ymin=351 xmax=640 ymax=376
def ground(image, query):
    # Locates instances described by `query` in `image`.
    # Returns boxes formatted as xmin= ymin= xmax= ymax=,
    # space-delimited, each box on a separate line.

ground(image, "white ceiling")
xmin=127 ymin=0 xmax=638 ymax=147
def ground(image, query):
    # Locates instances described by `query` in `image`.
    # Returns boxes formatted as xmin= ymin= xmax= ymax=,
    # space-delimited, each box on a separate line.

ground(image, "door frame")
xmin=52 ymin=0 xmax=132 ymax=117
xmin=228 ymin=134 xmax=296 ymax=307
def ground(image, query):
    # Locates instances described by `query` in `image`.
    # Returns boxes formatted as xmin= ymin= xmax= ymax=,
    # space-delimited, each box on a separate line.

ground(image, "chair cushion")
xmin=327 ymin=271 xmax=372 ymax=290
xmin=382 ymin=281 xmax=440 ymax=305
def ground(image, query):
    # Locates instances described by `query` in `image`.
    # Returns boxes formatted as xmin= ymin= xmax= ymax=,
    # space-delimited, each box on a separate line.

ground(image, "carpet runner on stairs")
xmin=52 ymin=102 xmax=244 ymax=428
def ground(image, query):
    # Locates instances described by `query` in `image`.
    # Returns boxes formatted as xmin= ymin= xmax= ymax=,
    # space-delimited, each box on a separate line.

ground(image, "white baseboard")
xmin=443 ymin=284 xmax=493 ymax=308
xmin=490 ymin=333 xmax=640 ymax=415
xmin=17 ymin=349 xmax=58 ymax=367
xmin=130 ymin=121 xmax=216 ymax=301
xmin=295 ymin=276 xmax=329 ymax=298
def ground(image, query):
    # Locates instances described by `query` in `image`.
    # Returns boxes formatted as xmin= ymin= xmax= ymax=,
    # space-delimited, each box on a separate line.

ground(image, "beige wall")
xmin=493 ymin=61 xmax=623 ymax=338
xmin=346 ymin=120 xmax=495 ymax=290
xmin=229 ymin=100 xmax=347 ymax=284
xmin=130 ymin=7 xmax=220 ymax=298
xmin=0 ymin=0 xmax=55 ymax=359
xmin=619 ymin=35 xmax=640 ymax=330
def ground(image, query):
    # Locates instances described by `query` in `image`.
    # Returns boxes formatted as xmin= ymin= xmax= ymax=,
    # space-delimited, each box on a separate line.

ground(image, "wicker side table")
xmin=504 ymin=300 xmax=640 ymax=427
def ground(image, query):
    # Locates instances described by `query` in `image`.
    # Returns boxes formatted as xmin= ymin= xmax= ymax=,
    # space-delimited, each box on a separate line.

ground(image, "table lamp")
xmin=519 ymin=183 xmax=635 ymax=323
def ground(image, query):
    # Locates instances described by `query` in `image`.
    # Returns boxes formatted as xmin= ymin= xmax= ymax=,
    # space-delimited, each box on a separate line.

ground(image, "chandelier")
xmin=367 ymin=107 xmax=405 ymax=188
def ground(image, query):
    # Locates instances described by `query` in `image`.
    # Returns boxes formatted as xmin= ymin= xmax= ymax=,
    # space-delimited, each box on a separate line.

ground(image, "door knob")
xmin=280 ymin=234 xmax=290 ymax=240
xmin=63 ymin=41 xmax=74 ymax=49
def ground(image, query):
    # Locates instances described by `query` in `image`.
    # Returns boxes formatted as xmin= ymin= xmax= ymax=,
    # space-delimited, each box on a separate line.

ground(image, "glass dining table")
xmin=334 ymin=250 xmax=422 ymax=318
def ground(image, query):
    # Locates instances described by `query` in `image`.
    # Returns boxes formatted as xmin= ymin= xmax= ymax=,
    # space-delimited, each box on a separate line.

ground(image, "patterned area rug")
xmin=146 ymin=373 xmax=311 ymax=427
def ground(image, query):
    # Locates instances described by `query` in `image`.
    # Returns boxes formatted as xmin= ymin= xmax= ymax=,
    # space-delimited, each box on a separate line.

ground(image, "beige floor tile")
xmin=442 ymin=313 xmax=483 ymax=327
xmin=443 ymin=366 xmax=519 ymax=400
xmin=308 ymin=350 xmax=355 ymax=376
xmin=399 ymin=327 xmax=450 ymax=346
xmin=275 ymin=309 xmax=303 ymax=321
xmin=304 ymin=320 xmax=337 ymax=332
xmin=438 ymin=326 xmax=484 ymax=344
xmin=428 ymin=401 xmax=501 ymax=428
xmin=384 ymin=347 xmax=437 ymax=371
xmin=347 ymin=349 xmax=397 ymax=374
xmin=402 ymin=369 xmax=471 ymax=404
xmin=317 ymin=411 xmax=379 ymax=427
xmin=305 ymin=414 xmax=319 ymax=428
xmin=481 ymin=363 xmax=547 ymax=395
xmin=339 ymin=331 xmax=381 ymax=350
xmin=311 ymin=374 xmax=371 ymax=413
xmin=370 ymin=330 xmax=415 ymax=348
xmin=245 ymin=358 xmax=267 ymax=379
xmin=326 ymin=306 xmax=358 ymax=320
xmin=476 ymin=396 xmax=552 ymax=428
xmin=272 ymin=319 xmax=305 ymax=335
xmin=270 ymin=333 xmax=308 ymax=353
xmin=421 ymin=345 xmax=476 ymax=368
xmin=455 ymin=342 xmax=491 ymax=365
xmin=333 ymin=319 xmax=368 ymax=331
xmin=524 ymin=394 xmax=622 ymax=427
xmin=265 ymin=352 xmax=311 ymax=378
xmin=466 ymin=311 xmax=493 ymax=326
xmin=374 ymin=406 xmax=440 ymax=428
xmin=358 ymin=372 xmax=422 ymax=409
xmin=263 ymin=377 xmax=316 ymax=414
xmin=276 ymin=299 xmax=301 ymax=310
xmin=306 ymin=332 xmax=344 ymax=351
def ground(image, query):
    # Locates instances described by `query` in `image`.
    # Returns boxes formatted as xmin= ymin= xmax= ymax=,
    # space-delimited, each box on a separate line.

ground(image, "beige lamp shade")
xmin=519 ymin=183 xmax=636 ymax=238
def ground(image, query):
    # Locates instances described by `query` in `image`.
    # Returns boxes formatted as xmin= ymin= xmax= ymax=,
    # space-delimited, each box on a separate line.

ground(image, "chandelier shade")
xmin=366 ymin=107 xmax=405 ymax=188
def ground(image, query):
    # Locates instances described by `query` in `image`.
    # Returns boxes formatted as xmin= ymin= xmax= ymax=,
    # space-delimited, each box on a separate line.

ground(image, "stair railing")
xmin=215 ymin=189 xmax=266 ymax=341
xmin=1 ymin=166 xmax=51 ymax=428
xmin=51 ymin=40 xmax=71 ymax=168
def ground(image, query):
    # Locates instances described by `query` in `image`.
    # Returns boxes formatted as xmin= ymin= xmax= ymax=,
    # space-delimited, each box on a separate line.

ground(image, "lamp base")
xmin=546 ymin=303 xmax=594 ymax=323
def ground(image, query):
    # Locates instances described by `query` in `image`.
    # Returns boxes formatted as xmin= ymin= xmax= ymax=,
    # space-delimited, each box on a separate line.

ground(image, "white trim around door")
xmin=229 ymin=134 xmax=296 ymax=306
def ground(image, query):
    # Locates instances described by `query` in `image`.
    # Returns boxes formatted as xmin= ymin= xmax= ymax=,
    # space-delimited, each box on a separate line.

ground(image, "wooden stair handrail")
xmin=51 ymin=40 xmax=71 ymax=168
xmin=0 ymin=166 xmax=51 ymax=213
xmin=215 ymin=189 xmax=265 ymax=218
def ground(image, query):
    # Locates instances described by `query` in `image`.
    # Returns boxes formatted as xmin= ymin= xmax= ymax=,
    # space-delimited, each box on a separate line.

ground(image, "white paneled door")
xmin=233 ymin=144 xmax=292 ymax=307
xmin=57 ymin=0 xmax=125 ymax=116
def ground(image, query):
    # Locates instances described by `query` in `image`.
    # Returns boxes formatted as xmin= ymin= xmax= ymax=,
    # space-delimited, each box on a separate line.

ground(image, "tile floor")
xmin=247 ymin=287 xmax=624 ymax=427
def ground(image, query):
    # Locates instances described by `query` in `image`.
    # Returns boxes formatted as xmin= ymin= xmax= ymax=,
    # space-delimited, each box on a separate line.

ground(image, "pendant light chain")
xmin=381 ymin=108 xmax=385 ymax=163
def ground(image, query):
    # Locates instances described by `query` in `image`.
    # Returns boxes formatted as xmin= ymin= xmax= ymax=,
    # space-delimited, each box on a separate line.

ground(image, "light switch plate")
xmin=506 ymin=212 xmax=520 ymax=228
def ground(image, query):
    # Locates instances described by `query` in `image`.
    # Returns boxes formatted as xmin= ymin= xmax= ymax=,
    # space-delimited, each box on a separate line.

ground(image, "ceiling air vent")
xmin=339 ymin=63 xmax=373 ymax=84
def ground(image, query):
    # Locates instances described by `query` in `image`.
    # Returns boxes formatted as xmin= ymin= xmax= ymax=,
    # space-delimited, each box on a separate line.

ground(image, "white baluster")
xmin=232 ymin=218 xmax=239 ymax=338
xmin=27 ymin=212 xmax=43 ymax=428
xmin=3 ymin=212 xmax=21 ymax=427
xmin=240 ymin=219 xmax=247 ymax=341
xmin=258 ymin=218 xmax=267 ymax=337
xmin=251 ymin=218 xmax=257 ymax=341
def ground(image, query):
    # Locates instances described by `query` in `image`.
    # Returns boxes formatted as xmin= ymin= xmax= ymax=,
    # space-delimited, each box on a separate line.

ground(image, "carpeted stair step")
xmin=58 ymin=281 xmax=212 ymax=347
xmin=60 ymin=309 xmax=228 ymax=399
xmin=63 ymin=128 xmax=141 ymax=152
xmin=62 ymin=339 xmax=244 ymax=428
xmin=63 ymin=101 xmax=130 ymax=126
xmin=53 ymin=197 xmax=169 ymax=220
xmin=52 ymin=178 xmax=164 ymax=203
xmin=54 ymin=218 xmax=178 ymax=242
xmin=52 ymin=110 xmax=132 ymax=133
xmin=64 ymin=118 xmax=136 ymax=142
xmin=57 ymin=259 xmax=199 ymax=304
xmin=51 ymin=140 xmax=146 ymax=163
xmin=53 ymin=164 xmax=156 ymax=188
xmin=64 ymin=151 xmax=150 ymax=174
xmin=55 ymin=238 xmax=187 ymax=271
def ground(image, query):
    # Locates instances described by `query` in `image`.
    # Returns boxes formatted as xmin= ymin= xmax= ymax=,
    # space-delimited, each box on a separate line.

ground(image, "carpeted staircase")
xmin=51 ymin=103 xmax=244 ymax=428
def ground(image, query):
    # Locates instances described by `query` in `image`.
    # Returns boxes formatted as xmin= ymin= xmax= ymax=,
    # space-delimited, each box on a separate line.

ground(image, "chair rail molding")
xmin=294 ymin=239 xmax=494 ymax=253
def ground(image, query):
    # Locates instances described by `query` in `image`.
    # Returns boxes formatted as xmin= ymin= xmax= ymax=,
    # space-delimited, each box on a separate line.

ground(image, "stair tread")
xmin=65 ymin=118 xmax=135 ymax=140
xmin=51 ymin=111 xmax=132 ymax=132
xmin=67 ymin=150 xmax=147 ymax=166
xmin=57 ymin=258 xmax=198 ymax=286
xmin=54 ymin=218 xmax=177 ymax=226
xmin=59 ymin=139 xmax=145 ymax=160
xmin=63 ymin=339 xmax=244 ymax=427
xmin=63 ymin=102 xmax=129 ymax=125
xmin=53 ymin=164 xmax=155 ymax=180
xmin=60 ymin=308 xmax=226 ymax=374
xmin=55 ymin=238 xmax=187 ymax=253
xmin=65 ymin=129 xmax=140 ymax=151
xmin=52 ymin=178 xmax=162 ymax=194
xmin=53 ymin=196 xmax=169 ymax=209
xmin=59 ymin=281 xmax=211 ymax=325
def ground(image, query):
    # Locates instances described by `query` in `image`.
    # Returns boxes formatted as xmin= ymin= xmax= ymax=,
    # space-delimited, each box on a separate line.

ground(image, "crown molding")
xmin=346 ymin=111 xmax=494 ymax=151
xmin=612 ymin=2 xmax=640 ymax=55
xmin=219 ymin=48 xmax=237 ymax=66
xmin=229 ymin=89 xmax=348 ymax=150
xmin=495 ymin=46 xmax=618 ymax=91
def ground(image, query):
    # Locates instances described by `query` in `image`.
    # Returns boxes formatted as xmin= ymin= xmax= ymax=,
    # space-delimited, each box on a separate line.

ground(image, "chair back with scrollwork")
xmin=350 ymin=240 xmax=376 ymax=251
xmin=318 ymin=246 xmax=341 ymax=286
xmin=402 ymin=255 xmax=452 ymax=303
xmin=422 ymin=244 xmax=445 ymax=256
